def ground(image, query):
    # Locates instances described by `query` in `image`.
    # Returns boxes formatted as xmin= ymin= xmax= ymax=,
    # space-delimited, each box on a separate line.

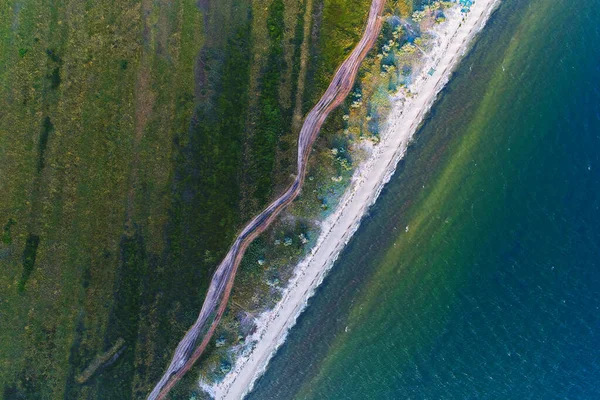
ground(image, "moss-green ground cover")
xmin=0 ymin=0 xmax=419 ymax=397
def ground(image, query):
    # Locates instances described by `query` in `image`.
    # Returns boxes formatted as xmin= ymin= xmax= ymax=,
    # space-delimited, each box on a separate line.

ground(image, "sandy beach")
xmin=214 ymin=1 xmax=501 ymax=398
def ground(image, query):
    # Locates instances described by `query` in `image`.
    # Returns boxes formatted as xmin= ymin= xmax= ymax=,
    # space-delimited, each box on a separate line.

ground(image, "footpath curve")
xmin=148 ymin=1 xmax=386 ymax=398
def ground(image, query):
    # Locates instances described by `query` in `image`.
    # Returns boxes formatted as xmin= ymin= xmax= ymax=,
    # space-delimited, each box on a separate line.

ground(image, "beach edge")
xmin=214 ymin=1 xmax=502 ymax=398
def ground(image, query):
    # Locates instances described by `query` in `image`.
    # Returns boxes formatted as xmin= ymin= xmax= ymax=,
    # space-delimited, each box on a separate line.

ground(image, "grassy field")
xmin=0 ymin=0 xmax=414 ymax=398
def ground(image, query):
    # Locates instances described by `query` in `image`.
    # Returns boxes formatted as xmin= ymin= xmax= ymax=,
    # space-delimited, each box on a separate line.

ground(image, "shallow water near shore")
xmin=247 ymin=0 xmax=600 ymax=398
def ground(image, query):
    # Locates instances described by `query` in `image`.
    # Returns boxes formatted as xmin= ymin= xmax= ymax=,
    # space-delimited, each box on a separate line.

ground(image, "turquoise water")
xmin=248 ymin=0 xmax=600 ymax=398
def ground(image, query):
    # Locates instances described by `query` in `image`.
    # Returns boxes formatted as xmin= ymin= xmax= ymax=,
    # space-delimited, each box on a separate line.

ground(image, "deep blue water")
xmin=248 ymin=0 xmax=600 ymax=399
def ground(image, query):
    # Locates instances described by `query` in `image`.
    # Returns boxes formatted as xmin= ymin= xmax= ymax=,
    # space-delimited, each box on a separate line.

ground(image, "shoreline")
xmin=214 ymin=1 xmax=501 ymax=398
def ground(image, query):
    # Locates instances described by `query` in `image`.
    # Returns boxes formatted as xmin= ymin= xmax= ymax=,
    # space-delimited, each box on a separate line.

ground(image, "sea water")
xmin=248 ymin=0 xmax=600 ymax=398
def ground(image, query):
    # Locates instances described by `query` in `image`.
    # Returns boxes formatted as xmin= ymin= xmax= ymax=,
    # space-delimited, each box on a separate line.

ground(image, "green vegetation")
xmin=2 ymin=218 xmax=15 ymax=245
xmin=250 ymin=0 xmax=287 ymax=205
xmin=18 ymin=234 xmax=40 ymax=293
xmin=0 ymin=0 xmax=429 ymax=397
xmin=1 ymin=0 xmax=203 ymax=397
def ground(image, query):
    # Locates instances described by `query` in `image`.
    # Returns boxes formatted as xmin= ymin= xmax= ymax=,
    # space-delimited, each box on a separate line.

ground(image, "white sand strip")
xmin=215 ymin=1 xmax=501 ymax=398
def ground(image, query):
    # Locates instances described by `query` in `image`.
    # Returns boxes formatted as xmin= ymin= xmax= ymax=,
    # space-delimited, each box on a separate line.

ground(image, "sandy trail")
xmin=215 ymin=0 xmax=502 ymax=399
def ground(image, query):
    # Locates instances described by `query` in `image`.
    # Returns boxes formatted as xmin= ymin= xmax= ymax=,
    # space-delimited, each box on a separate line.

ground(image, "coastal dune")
xmin=215 ymin=0 xmax=502 ymax=398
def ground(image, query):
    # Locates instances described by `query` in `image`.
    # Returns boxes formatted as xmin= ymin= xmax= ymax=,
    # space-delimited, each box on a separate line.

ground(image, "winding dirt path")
xmin=148 ymin=1 xmax=386 ymax=398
